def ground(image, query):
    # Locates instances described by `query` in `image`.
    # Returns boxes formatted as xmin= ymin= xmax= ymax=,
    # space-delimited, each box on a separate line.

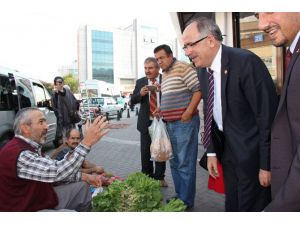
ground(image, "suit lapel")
xmin=142 ymin=77 xmax=149 ymax=105
xmin=276 ymin=37 xmax=300 ymax=116
xmin=220 ymin=45 xmax=230 ymax=121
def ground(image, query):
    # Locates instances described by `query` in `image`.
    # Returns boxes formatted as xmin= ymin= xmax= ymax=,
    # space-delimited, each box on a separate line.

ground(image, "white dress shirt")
xmin=210 ymin=45 xmax=223 ymax=131
xmin=289 ymin=31 xmax=300 ymax=54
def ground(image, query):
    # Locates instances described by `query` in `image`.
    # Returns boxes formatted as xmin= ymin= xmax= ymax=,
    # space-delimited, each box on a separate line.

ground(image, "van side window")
xmin=33 ymin=83 xmax=48 ymax=107
xmin=15 ymin=78 xmax=34 ymax=109
xmin=0 ymin=75 xmax=15 ymax=110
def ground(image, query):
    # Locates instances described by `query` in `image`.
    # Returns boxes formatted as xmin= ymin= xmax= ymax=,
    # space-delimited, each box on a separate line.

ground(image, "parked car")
xmin=0 ymin=66 xmax=57 ymax=148
xmin=81 ymin=97 xmax=122 ymax=119
xmin=116 ymin=96 xmax=127 ymax=111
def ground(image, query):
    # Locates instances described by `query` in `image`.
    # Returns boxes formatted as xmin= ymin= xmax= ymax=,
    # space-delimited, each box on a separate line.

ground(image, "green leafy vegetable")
xmin=91 ymin=172 xmax=186 ymax=212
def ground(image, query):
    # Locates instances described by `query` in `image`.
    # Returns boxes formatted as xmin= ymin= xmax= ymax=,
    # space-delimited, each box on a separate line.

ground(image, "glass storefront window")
xmin=238 ymin=13 xmax=284 ymax=94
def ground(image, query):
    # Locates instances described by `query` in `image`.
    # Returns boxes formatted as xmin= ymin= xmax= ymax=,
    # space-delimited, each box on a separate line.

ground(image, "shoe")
xmin=160 ymin=179 xmax=168 ymax=187
xmin=185 ymin=205 xmax=194 ymax=212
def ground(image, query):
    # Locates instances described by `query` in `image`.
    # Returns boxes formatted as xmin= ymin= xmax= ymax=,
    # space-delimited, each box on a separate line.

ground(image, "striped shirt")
xmin=16 ymin=135 xmax=90 ymax=183
xmin=160 ymin=59 xmax=200 ymax=121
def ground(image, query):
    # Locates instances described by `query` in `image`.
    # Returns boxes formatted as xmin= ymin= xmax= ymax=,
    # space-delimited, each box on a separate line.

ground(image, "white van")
xmin=82 ymin=97 xmax=122 ymax=118
xmin=0 ymin=66 xmax=57 ymax=148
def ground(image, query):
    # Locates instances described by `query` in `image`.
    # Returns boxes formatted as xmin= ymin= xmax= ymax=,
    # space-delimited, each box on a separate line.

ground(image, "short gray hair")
xmin=186 ymin=17 xmax=223 ymax=42
xmin=13 ymin=107 xmax=41 ymax=135
xmin=144 ymin=57 xmax=159 ymax=68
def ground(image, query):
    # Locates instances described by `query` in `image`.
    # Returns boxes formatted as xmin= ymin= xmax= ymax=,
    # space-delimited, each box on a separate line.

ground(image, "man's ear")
xmin=20 ymin=124 xmax=31 ymax=136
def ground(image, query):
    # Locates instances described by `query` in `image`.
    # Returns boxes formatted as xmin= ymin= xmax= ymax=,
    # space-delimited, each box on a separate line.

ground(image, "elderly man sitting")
xmin=0 ymin=107 xmax=109 ymax=212
xmin=51 ymin=128 xmax=104 ymax=175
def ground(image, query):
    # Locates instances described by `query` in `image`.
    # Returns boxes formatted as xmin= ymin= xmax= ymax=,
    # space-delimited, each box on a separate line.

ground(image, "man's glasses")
xmin=183 ymin=36 xmax=208 ymax=51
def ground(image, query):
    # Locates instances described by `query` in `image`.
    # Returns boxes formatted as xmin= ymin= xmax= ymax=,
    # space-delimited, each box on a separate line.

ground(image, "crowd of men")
xmin=0 ymin=12 xmax=299 ymax=212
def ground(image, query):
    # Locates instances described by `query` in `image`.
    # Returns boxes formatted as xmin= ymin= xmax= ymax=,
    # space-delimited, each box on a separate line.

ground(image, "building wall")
xmin=77 ymin=21 xmax=178 ymax=95
xmin=77 ymin=26 xmax=87 ymax=82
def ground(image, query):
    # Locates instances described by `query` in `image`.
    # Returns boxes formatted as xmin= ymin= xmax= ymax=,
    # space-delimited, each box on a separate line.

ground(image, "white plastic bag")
xmin=148 ymin=117 xmax=159 ymax=140
xmin=149 ymin=118 xmax=173 ymax=162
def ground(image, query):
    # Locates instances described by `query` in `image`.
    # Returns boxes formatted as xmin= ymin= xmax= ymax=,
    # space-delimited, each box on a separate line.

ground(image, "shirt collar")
xmin=163 ymin=58 xmax=177 ymax=72
xmin=148 ymin=74 xmax=160 ymax=83
xmin=289 ymin=31 xmax=300 ymax=54
xmin=208 ymin=45 xmax=222 ymax=74
xmin=15 ymin=134 xmax=41 ymax=153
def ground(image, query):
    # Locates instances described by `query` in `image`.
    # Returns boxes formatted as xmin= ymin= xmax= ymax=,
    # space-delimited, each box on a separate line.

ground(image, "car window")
xmin=32 ymin=83 xmax=48 ymax=107
xmin=15 ymin=78 xmax=34 ymax=109
xmin=0 ymin=75 xmax=16 ymax=110
xmin=97 ymin=98 xmax=104 ymax=105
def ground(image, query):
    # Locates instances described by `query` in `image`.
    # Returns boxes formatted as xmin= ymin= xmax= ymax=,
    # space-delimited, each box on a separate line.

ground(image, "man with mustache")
xmin=130 ymin=57 xmax=167 ymax=187
xmin=51 ymin=128 xmax=104 ymax=175
xmin=0 ymin=107 xmax=109 ymax=211
xmin=257 ymin=12 xmax=300 ymax=211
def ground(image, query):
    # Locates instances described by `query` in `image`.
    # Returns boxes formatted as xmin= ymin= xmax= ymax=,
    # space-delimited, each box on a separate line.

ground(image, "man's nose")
xmin=257 ymin=13 xmax=268 ymax=31
xmin=184 ymin=47 xmax=192 ymax=57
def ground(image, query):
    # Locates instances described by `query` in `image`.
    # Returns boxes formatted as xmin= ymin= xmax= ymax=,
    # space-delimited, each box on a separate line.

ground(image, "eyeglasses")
xmin=56 ymin=81 xmax=63 ymax=84
xmin=182 ymin=36 xmax=208 ymax=50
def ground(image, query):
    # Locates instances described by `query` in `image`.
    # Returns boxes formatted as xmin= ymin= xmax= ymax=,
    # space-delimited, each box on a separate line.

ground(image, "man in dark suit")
xmin=182 ymin=17 xmax=278 ymax=211
xmin=130 ymin=57 xmax=167 ymax=187
xmin=257 ymin=12 xmax=300 ymax=211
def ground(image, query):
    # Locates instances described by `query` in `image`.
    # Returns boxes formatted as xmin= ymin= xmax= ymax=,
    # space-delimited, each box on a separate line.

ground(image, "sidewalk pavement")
xmin=85 ymin=108 xmax=225 ymax=212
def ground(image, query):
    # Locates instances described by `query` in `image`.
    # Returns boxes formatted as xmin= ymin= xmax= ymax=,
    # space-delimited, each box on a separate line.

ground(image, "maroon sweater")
xmin=0 ymin=137 xmax=58 ymax=211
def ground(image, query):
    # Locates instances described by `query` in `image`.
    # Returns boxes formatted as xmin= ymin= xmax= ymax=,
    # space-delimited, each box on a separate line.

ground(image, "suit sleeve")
xmin=265 ymin=143 xmax=300 ymax=211
xmin=131 ymin=79 xmax=144 ymax=105
xmin=241 ymin=54 xmax=278 ymax=170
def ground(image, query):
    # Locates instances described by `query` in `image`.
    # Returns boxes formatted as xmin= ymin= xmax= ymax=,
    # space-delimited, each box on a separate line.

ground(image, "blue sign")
xmin=254 ymin=34 xmax=264 ymax=43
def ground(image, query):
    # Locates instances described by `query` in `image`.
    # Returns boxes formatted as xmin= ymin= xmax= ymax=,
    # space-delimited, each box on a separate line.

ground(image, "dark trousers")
xmin=222 ymin=161 xmax=271 ymax=212
xmin=140 ymin=131 xmax=166 ymax=180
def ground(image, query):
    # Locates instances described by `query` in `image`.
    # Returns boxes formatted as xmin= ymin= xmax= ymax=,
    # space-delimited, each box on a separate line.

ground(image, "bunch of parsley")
xmin=92 ymin=172 xmax=186 ymax=212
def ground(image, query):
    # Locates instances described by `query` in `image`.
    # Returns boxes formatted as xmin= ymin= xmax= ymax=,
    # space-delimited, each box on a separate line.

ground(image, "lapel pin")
xmin=224 ymin=69 xmax=228 ymax=75
xmin=297 ymin=48 xmax=300 ymax=53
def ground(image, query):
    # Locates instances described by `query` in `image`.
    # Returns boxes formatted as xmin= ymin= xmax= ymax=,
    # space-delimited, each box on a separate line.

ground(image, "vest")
xmin=0 ymin=137 xmax=58 ymax=211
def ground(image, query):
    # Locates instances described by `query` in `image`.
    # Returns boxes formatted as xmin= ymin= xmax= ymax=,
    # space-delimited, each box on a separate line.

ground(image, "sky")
xmin=0 ymin=0 xmax=177 ymax=83
xmin=0 ymin=0 xmax=296 ymax=84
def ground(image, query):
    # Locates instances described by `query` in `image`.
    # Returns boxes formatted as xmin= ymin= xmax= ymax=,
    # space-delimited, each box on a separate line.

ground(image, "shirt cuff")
xmin=207 ymin=153 xmax=217 ymax=157
xmin=75 ymin=143 xmax=90 ymax=157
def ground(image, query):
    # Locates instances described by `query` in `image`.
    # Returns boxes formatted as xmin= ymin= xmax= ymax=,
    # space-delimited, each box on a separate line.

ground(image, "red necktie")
xmin=149 ymin=79 xmax=157 ymax=116
xmin=284 ymin=49 xmax=292 ymax=83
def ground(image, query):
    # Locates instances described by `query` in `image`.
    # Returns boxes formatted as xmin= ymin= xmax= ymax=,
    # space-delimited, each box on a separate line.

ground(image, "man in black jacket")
xmin=182 ymin=17 xmax=278 ymax=211
xmin=130 ymin=57 xmax=167 ymax=187
xmin=52 ymin=76 xmax=79 ymax=146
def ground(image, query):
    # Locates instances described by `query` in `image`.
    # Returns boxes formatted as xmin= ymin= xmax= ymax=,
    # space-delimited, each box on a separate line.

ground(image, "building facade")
xmin=77 ymin=20 xmax=177 ymax=96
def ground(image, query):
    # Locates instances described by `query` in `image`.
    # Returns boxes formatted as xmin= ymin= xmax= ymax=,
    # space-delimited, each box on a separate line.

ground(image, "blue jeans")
xmin=166 ymin=114 xmax=200 ymax=208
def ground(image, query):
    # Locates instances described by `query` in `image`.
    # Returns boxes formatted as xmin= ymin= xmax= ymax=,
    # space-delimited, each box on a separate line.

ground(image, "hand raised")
xmin=81 ymin=116 xmax=109 ymax=148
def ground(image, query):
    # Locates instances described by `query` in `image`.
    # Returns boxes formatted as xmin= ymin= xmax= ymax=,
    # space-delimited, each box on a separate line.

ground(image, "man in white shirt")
xmin=182 ymin=16 xmax=278 ymax=211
